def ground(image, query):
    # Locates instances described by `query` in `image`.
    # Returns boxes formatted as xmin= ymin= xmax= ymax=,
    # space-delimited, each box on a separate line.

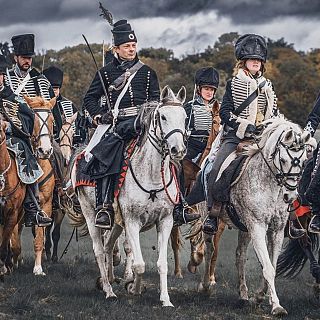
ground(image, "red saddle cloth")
xmin=293 ymin=199 xmax=310 ymax=217
xmin=75 ymin=152 xmax=96 ymax=188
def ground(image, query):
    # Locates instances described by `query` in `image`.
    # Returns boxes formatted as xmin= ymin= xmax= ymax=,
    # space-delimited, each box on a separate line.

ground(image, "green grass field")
xmin=0 ymin=221 xmax=319 ymax=320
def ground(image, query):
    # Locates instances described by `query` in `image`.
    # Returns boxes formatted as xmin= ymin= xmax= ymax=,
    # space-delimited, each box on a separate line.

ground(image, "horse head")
xmin=24 ymin=95 xmax=56 ymax=159
xmin=155 ymin=85 xmax=187 ymax=161
xmin=59 ymin=112 xmax=77 ymax=164
xmin=256 ymin=117 xmax=316 ymax=203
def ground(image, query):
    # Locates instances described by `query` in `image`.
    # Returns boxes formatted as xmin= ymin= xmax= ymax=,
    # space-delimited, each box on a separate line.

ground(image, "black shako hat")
xmin=43 ymin=66 xmax=63 ymax=88
xmin=112 ymin=19 xmax=137 ymax=46
xmin=11 ymin=34 xmax=35 ymax=57
xmin=235 ymin=34 xmax=267 ymax=62
xmin=194 ymin=67 xmax=219 ymax=89
xmin=0 ymin=55 xmax=9 ymax=74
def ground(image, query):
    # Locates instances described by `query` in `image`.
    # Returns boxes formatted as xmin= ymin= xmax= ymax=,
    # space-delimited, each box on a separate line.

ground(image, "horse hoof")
xmin=187 ymin=261 xmax=197 ymax=274
xmin=162 ymin=301 xmax=174 ymax=307
xmin=125 ymin=280 xmax=135 ymax=295
xmin=271 ymin=306 xmax=288 ymax=317
xmin=96 ymin=277 xmax=103 ymax=291
xmin=33 ymin=267 xmax=46 ymax=276
xmin=237 ymin=299 xmax=250 ymax=308
xmin=174 ymin=271 xmax=183 ymax=279
xmin=197 ymin=282 xmax=204 ymax=292
xmin=113 ymin=254 xmax=121 ymax=267
xmin=106 ymin=293 xmax=118 ymax=302
xmin=51 ymin=256 xmax=58 ymax=263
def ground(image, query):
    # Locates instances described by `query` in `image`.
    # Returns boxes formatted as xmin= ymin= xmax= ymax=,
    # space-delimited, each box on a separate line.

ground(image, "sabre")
xmin=82 ymin=34 xmax=111 ymax=112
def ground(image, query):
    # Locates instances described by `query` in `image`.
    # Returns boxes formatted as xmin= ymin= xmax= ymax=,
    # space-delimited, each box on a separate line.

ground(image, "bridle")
xmin=255 ymin=131 xmax=306 ymax=191
xmin=31 ymin=108 xmax=54 ymax=157
xmin=147 ymin=102 xmax=187 ymax=159
xmin=59 ymin=120 xmax=74 ymax=150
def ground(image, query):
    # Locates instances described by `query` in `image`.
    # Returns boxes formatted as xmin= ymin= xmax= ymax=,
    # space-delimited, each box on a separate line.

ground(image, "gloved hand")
xmin=100 ymin=111 xmax=114 ymax=125
xmin=244 ymin=124 xmax=256 ymax=137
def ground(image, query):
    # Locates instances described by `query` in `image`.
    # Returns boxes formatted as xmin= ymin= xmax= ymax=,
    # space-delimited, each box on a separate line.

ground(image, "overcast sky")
xmin=0 ymin=0 xmax=319 ymax=57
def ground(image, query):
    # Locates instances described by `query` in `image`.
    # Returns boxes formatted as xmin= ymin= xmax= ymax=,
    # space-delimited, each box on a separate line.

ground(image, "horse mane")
xmin=244 ymin=116 xmax=301 ymax=157
xmin=25 ymin=96 xmax=46 ymax=108
xmin=136 ymin=100 xmax=160 ymax=146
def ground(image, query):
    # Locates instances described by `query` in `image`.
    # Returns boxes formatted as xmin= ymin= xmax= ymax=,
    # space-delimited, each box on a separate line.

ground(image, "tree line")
xmin=1 ymin=32 xmax=320 ymax=127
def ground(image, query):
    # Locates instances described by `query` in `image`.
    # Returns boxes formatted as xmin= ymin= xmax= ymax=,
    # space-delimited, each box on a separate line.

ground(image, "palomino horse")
xmin=204 ymin=117 xmax=315 ymax=316
xmin=0 ymin=116 xmax=26 ymax=276
xmin=44 ymin=112 xmax=78 ymax=263
xmin=12 ymin=96 xmax=56 ymax=275
xmin=70 ymin=86 xmax=187 ymax=306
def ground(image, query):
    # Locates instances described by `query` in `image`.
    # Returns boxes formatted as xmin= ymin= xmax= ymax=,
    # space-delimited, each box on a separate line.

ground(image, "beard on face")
xmin=18 ymin=62 xmax=30 ymax=71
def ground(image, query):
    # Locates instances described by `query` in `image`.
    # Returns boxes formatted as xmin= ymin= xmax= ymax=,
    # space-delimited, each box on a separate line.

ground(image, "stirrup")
xmin=308 ymin=215 xmax=320 ymax=234
xmin=95 ymin=208 xmax=113 ymax=230
xmin=288 ymin=221 xmax=307 ymax=239
xmin=35 ymin=210 xmax=52 ymax=227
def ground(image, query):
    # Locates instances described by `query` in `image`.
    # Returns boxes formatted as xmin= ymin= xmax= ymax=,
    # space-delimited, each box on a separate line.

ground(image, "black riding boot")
xmin=23 ymin=183 xmax=52 ymax=227
xmin=95 ymin=175 xmax=115 ymax=229
xmin=202 ymin=201 xmax=221 ymax=235
xmin=309 ymin=210 xmax=320 ymax=234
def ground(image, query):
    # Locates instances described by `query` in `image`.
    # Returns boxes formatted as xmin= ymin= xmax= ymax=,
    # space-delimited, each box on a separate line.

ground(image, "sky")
xmin=0 ymin=0 xmax=320 ymax=57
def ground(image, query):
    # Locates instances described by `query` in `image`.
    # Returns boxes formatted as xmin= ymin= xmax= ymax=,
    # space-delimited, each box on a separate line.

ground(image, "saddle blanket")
xmin=6 ymin=137 xmax=43 ymax=184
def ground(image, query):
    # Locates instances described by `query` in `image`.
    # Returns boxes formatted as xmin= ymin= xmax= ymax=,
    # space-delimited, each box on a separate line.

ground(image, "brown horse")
xmin=170 ymin=99 xmax=226 ymax=281
xmin=45 ymin=113 xmax=78 ymax=263
xmin=0 ymin=116 xmax=26 ymax=277
xmin=12 ymin=96 xmax=56 ymax=275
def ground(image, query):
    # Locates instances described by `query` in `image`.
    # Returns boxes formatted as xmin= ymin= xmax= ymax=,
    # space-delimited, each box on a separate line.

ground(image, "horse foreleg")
xmin=33 ymin=226 xmax=46 ymax=276
xmin=104 ymin=224 xmax=123 ymax=283
xmin=11 ymin=222 xmax=23 ymax=268
xmin=157 ymin=216 xmax=174 ymax=307
xmin=210 ymin=221 xmax=226 ymax=284
xmin=250 ymin=225 xmax=287 ymax=316
xmin=170 ymin=226 xmax=183 ymax=278
xmin=235 ymin=230 xmax=251 ymax=303
xmin=123 ymin=236 xmax=133 ymax=281
xmin=79 ymin=187 xmax=116 ymax=300
xmin=51 ymin=209 xmax=65 ymax=263
xmin=44 ymin=221 xmax=52 ymax=261
xmin=125 ymin=220 xmax=144 ymax=296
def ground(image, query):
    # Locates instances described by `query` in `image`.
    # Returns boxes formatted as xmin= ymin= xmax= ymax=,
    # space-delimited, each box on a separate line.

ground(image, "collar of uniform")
xmin=115 ymin=54 xmax=139 ymax=71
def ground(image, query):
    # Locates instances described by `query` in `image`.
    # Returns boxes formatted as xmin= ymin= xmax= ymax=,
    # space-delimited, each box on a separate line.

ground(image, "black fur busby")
xmin=194 ymin=67 xmax=219 ymax=89
xmin=11 ymin=34 xmax=35 ymax=57
xmin=235 ymin=34 xmax=267 ymax=62
xmin=112 ymin=20 xmax=137 ymax=46
xmin=43 ymin=66 xmax=63 ymax=88
xmin=0 ymin=55 xmax=9 ymax=74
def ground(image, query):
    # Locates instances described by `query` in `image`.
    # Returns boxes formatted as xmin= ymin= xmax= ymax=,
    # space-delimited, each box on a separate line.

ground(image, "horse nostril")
xmin=171 ymin=146 xmax=178 ymax=155
xmin=38 ymin=147 xmax=43 ymax=154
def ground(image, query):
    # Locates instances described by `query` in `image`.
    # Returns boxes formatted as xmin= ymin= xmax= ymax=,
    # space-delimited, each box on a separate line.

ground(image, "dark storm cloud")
xmin=0 ymin=0 xmax=319 ymax=26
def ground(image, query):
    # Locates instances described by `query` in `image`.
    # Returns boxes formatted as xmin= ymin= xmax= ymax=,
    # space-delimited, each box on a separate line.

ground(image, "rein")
xmin=253 ymin=131 xmax=305 ymax=191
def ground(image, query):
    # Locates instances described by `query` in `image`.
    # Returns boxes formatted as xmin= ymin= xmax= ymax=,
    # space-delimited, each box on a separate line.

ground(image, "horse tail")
xmin=277 ymin=233 xmax=320 ymax=278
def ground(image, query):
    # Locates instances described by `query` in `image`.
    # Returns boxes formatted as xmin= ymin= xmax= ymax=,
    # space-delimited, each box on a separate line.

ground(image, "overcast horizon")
xmin=0 ymin=0 xmax=320 ymax=57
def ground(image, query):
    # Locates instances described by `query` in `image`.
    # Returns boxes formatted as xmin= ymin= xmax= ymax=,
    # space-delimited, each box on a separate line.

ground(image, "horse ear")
xmin=160 ymin=85 xmax=175 ymax=102
xmin=49 ymin=97 xmax=56 ymax=109
xmin=283 ymin=129 xmax=294 ymax=145
xmin=176 ymin=86 xmax=186 ymax=104
xmin=301 ymin=131 xmax=317 ymax=149
xmin=68 ymin=112 xmax=78 ymax=124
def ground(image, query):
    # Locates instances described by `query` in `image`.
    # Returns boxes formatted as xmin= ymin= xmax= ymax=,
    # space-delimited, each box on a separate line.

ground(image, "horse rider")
xmin=84 ymin=19 xmax=197 ymax=229
xmin=173 ymin=67 xmax=220 ymax=226
xmin=297 ymin=92 xmax=320 ymax=233
xmin=204 ymin=34 xmax=306 ymax=237
xmin=43 ymin=66 xmax=87 ymax=146
xmin=4 ymin=34 xmax=63 ymax=141
xmin=0 ymin=55 xmax=52 ymax=227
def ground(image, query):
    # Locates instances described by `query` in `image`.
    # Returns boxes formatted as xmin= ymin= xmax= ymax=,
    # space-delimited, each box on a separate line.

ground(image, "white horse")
xmin=70 ymin=86 xmax=187 ymax=306
xmin=201 ymin=117 xmax=316 ymax=316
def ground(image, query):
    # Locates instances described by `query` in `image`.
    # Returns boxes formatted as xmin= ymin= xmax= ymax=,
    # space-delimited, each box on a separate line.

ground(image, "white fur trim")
xmin=236 ymin=117 xmax=253 ymax=139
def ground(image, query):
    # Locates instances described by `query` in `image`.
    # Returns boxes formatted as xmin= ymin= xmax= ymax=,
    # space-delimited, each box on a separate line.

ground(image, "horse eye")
xmin=280 ymin=157 xmax=286 ymax=164
xmin=161 ymin=115 xmax=167 ymax=121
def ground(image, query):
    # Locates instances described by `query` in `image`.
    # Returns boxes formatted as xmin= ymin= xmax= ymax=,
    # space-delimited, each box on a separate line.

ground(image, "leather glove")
xmin=100 ymin=111 xmax=114 ymax=125
xmin=244 ymin=124 xmax=256 ymax=137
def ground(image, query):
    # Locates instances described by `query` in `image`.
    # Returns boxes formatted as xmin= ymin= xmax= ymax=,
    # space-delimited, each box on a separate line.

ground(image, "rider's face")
xmin=200 ymin=86 xmax=215 ymax=103
xmin=115 ymin=42 xmax=137 ymax=61
xmin=245 ymin=59 xmax=262 ymax=75
xmin=14 ymin=55 xmax=32 ymax=71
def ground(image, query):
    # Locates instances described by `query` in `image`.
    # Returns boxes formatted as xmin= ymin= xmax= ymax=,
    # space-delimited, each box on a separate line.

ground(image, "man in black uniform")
xmin=299 ymin=92 xmax=320 ymax=233
xmin=84 ymin=20 xmax=199 ymax=229
xmin=0 ymin=55 xmax=52 ymax=227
